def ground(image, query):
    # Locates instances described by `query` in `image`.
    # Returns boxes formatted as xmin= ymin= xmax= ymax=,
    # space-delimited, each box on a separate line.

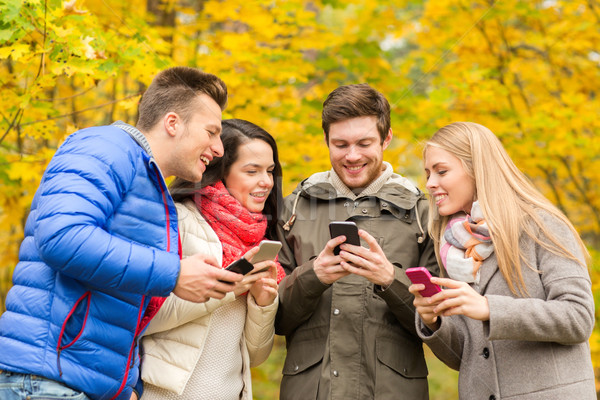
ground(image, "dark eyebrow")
xmin=242 ymin=163 xmax=275 ymax=168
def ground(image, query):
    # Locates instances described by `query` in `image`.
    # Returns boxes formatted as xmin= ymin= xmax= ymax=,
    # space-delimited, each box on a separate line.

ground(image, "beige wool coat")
xmin=418 ymin=213 xmax=595 ymax=400
xmin=140 ymin=200 xmax=277 ymax=398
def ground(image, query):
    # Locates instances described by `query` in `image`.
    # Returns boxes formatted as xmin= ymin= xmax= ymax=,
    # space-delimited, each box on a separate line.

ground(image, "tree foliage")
xmin=0 ymin=0 xmax=599 ymax=396
xmin=402 ymin=0 xmax=600 ymax=245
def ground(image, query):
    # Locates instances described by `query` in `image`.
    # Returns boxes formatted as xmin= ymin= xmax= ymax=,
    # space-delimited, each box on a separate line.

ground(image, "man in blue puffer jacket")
xmin=0 ymin=67 xmax=244 ymax=400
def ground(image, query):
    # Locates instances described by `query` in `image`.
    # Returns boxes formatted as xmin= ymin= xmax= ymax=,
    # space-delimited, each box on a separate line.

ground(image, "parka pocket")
xmin=282 ymin=338 xmax=325 ymax=376
xmin=281 ymin=338 xmax=325 ymax=400
xmin=375 ymin=336 xmax=429 ymax=399
xmin=376 ymin=336 xmax=428 ymax=378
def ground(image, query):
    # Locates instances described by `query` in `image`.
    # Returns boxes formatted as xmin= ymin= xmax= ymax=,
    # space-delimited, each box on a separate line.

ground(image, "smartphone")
xmin=250 ymin=240 xmax=282 ymax=274
xmin=224 ymin=257 xmax=254 ymax=275
xmin=405 ymin=267 xmax=441 ymax=297
xmin=329 ymin=221 xmax=361 ymax=256
xmin=251 ymin=240 xmax=282 ymax=263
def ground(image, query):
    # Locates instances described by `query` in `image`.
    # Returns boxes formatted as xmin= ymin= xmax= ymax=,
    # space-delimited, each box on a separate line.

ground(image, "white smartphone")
xmin=251 ymin=240 xmax=282 ymax=263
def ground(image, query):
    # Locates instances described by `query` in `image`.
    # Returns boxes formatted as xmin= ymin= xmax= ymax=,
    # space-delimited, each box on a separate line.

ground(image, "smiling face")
xmin=169 ymin=94 xmax=224 ymax=183
xmin=327 ymin=116 xmax=392 ymax=191
xmin=224 ymin=139 xmax=275 ymax=213
xmin=424 ymin=145 xmax=476 ymax=216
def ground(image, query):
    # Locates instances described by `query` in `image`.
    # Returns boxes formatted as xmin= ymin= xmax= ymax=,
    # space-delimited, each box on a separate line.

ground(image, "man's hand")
xmin=338 ymin=229 xmax=395 ymax=287
xmin=313 ymin=235 xmax=351 ymax=285
xmin=174 ymin=253 xmax=242 ymax=303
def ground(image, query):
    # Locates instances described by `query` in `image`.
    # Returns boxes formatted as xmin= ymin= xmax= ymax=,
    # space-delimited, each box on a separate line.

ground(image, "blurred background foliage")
xmin=0 ymin=0 xmax=598 ymax=398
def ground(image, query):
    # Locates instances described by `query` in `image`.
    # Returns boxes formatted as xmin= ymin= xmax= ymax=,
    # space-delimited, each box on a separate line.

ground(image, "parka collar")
xmin=296 ymin=165 xmax=423 ymax=211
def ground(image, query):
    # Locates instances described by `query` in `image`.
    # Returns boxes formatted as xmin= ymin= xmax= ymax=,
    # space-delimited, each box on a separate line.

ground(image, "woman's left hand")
xmin=428 ymin=277 xmax=490 ymax=321
xmin=250 ymin=262 xmax=278 ymax=307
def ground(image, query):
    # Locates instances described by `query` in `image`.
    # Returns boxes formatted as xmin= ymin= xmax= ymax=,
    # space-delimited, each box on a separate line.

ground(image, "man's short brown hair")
xmin=137 ymin=67 xmax=228 ymax=131
xmin=322 ymin=83 xmax=391 ymax=143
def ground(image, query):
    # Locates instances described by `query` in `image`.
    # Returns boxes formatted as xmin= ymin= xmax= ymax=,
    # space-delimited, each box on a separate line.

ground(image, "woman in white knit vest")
xmin=410 ymin=122 xmax=595 ymax=399
xmin=139 ymin=119 xmax=286 ymax=400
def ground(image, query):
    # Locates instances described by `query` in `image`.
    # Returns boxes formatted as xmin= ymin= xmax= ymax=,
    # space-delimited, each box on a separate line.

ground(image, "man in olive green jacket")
xmin=275 ymin=83 xmax=439 ymax=400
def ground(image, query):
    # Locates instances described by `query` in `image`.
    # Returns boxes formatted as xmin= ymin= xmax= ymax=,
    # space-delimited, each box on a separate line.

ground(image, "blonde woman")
xmin=409 ymin=122 xmax=595 ymax=399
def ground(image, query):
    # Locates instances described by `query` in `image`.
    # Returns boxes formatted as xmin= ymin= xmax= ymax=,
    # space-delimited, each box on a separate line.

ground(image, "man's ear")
xmin=323 ymin=131 xmax=329 ymax=147
xmin=164 ymin=112 xmax=179 ymax=137
xmin=382 ymin=128 xmax=393 ymax=150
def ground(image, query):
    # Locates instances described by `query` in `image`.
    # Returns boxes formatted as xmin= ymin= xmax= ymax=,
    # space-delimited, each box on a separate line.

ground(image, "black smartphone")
xmin=224 ymin=257 xmax=254 ymax=275
xmin=329 ymin=221 xmax=361 ymax=256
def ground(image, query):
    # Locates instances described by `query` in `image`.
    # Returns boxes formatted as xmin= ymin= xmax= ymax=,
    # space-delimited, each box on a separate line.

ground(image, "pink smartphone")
xmin=405 ymin=267 xmax=441 ymax=297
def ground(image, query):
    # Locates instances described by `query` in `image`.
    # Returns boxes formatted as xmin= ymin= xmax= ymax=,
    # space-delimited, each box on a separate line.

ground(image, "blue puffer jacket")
xmin=0 ymin=124 xmax=181 ymax=400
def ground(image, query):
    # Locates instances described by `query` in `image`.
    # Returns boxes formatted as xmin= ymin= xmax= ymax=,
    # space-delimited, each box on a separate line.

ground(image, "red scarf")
xmin=196 ymin=181 xmax=286 ymax=283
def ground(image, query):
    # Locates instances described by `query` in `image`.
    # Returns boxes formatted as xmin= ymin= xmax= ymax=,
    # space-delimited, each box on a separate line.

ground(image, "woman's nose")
xmin=426 ymin=175 xmax=437 ymax=190
xmin=259 ymin=172 xmax=273 ymax=188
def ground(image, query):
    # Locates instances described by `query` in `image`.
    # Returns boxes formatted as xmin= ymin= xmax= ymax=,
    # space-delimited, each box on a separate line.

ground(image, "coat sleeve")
xmin=274 ymin=211 xmax=331 ymax=336
xmin=416 ymin=315 xmax=464 ymax=371
xmin=275 ymin=259 xmax=331 ymax=336
xmin=144 ymin=292 xmax=236 ymax=336
xmin=375 ymin=198 xmax=440 ymax=336
xmin=375 ymin=268 xmax=420 ymax=335
xmin=485 ymin=218 xmax=594 ymax=345
xmin=245 ymin=293 xmax=278 ymax=367
xmin=33 ymin=128 xmax=179 ymax=296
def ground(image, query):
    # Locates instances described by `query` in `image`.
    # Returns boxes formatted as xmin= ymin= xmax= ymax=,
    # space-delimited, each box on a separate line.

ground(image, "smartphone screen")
xmin=329 ymin=221 xmax=360 ymax=256
xmin=225 ymin=257 xmax=254 ymax=275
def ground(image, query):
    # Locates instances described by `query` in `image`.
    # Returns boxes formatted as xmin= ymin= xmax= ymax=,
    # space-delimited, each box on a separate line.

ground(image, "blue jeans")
xmin=0 ymin=370 xmax=90 ymax=399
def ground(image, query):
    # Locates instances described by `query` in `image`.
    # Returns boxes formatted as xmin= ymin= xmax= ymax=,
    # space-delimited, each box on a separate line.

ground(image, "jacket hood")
xmin=295 ymin=169 xmax=423 ymax=210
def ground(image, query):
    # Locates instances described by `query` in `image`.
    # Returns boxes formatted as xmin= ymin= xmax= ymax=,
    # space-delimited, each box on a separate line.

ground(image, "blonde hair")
xmin=424 ymin=122 xmax=589 ymax=295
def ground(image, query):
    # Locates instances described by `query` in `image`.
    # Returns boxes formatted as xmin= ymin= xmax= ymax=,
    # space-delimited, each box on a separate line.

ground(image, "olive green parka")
xmin=275 ymin=166 xmax=439 ymax=400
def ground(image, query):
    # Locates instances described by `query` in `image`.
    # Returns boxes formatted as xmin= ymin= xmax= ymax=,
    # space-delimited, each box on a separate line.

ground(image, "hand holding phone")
xmin=405 ymin=267 xmax=441 ymax=297
xmin=329 ymin=221 xmax=361 ymax=256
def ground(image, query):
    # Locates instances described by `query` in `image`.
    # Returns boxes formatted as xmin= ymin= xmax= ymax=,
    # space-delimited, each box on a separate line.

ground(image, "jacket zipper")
xmin=109 ymin=167 xmax=173 ymax=399
xmin=109 ymin=295 xmax=145 ymax=400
